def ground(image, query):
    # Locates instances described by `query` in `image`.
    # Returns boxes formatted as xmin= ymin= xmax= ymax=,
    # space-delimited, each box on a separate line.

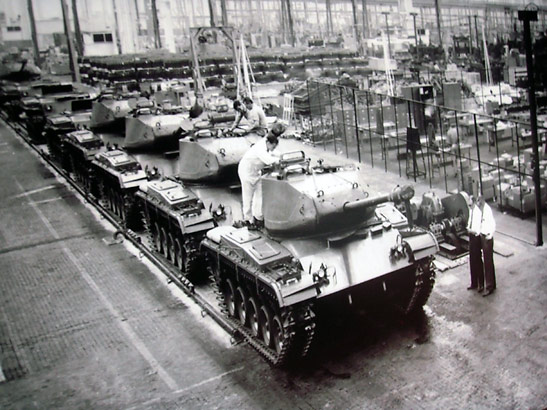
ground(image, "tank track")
xmin=140 ymin=207 xmax=200 ymax=278
xmin=405 ymin=256 xmax=436 ymax=315
xmin=208 ymin=253 xmax=316 ymax=367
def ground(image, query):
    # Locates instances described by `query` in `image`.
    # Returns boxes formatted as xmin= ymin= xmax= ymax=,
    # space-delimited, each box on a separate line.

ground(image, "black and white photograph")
xmin=0 ymin=0 xmax=546 ymax=408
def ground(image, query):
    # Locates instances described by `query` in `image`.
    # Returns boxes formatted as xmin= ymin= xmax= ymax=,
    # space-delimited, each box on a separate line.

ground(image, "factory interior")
xmin=0 ymin=0 xmax=546 ymax=408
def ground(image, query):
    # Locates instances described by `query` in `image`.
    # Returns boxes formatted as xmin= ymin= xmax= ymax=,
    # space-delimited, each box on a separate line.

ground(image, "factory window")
xmin=93 ymin=33 xmax=113 ymax=43
xmin=7 ymin=26 xmax=21 ymax=32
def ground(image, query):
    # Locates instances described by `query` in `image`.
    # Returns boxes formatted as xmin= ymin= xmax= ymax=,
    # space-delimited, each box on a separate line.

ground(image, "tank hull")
xmin=90 ymin=99 xmax=134 ymax=130
xmin=124 ymin=113 xmax=192 ymax=151
xmin=178 ymin=135 xmax=261 ymax=182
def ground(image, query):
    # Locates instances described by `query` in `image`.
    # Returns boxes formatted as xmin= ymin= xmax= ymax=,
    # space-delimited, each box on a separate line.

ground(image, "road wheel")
xmin=174 ymin=238 xmax=184 ymax=271
xmin=168 ymin=233 xmax=176 ymax=265
xmin=258 ymin=304 xmax=273 ymax=347
xmin=271 ymin=313 xmax=286 ymax=355
xmin=248 ymin=296 xmax=260 ymax=338
xmin=235 ymin=286 xmax=248 ymax=326
xmin=161 ymin=228 xmax=169 ymax=259
xmin=154 ymin=223 xmax=162 ymax=253
xmin=119 ymin=194 xmax=126 ymax=220
xmin=224 ymin=279 xmax=236 ymax=318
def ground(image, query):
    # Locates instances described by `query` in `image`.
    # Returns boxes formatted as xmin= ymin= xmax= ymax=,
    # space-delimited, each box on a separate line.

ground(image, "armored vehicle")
xmin=137 ymin=178 xmax=216 ymax=277
xmin=19 ymin=89 xmax=95 ymax=142
xmin=18 ymin=96 xmax=45 ymax=141
xmin=178 ymin=131 xmax=260 ymax=182
xmin=124 ymin=101 xmax=192 ymax=151
xmin=44 ymin=98 xmax=95 ymax=166
xmin=0 ymin=82 xmax=29 ymax=107
xmin=201 ymin=152 xmax=439 ymax=365
xmin=64 ymin=130 xmax=104 ymax=197
xmin=91 ymin=149 xmax=148 ymax=230
xmin=90 ymin=92 xmax=140 ymax=130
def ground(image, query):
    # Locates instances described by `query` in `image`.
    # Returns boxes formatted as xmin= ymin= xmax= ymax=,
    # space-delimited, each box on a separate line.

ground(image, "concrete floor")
xmin=0 ymin=118 xmax=546 ymax=409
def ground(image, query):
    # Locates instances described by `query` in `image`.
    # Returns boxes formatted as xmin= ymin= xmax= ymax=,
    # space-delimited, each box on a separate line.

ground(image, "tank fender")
xmin=178 ymin=212 xmax=215 ymax=234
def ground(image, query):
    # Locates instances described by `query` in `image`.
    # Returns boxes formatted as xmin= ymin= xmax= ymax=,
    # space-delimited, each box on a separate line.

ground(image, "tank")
xmin=0 ymin=51 xmax=41 ymax=82
xmin=0 ymin=82 xmax=29 ymax=107
xmin=137 ymin=178 xmax=216 ymax=277
xmin=44 ymin=115 xmax=77 ymax=170
xmin=64 ymin=130 xmax=105 ymax=197
xmin=91 ymin=149 xmax=148 ymax=230
xmin=90 ymin=92 xmax=139 ymax=130
xmin=201 ymin=152 xmax=439 ymax=366
xmin=124 ymin=102 xmax=193 ymax=151
xmin=19 ymin=89 xmax=95 ymax=143
xmin=178 ymin=131 xmax=260 ymax=182
xmin=18 ymin=96 xmax=45 ymax=142
xmin=44 ymin=98 xmax=95 ymax=167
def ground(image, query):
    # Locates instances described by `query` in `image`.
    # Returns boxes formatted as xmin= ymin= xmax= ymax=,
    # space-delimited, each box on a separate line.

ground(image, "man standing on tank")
xmin=230 ymin=97 xmax=268 ymax=136
xmin=466 ymin=194 xmax=497 ymax=296
xmin=234 ymin=123 xmax=285 ymax=230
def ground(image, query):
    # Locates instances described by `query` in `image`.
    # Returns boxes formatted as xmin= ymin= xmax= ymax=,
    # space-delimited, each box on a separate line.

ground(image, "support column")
xmin=326 ymin=0 xmax=333 ymax=36
xmin=468 ymin=14 xmax=473 ymax=54
xmin=411 ymin=12 xmax=418 ymax=59
xmin=220 ymin=0 xmax=228 ymax=26
xmin=519 ymin=9 xmax=543 ymax=246
xmin=71 ymin=0 xmax=84 ymax=55
xmin=434 ymin=0 xmax=442 ymax=49
xmin=208 ymin=0 xmax=216 ymax=26
xmin=361 ymin=0 xmax=368 ymax=38
xmin=151 ymin=0 xmax=162 ymax=49
xmin=285 ymin=0 xmax=295 ymax=47
xmin=27 ymin=0 xmax=40 ymax=67
xmin=60 ymin=0 xmax=80 ymax=82
xmin=350 ymin=0 xmax=361 ymax=51
xmin=111 ymin=0 xmax=123 ymax=54
xmin=474 ymin=15 xmax=480 ymax=56
xmin=382 ymin=12 xmax=391 ymax=60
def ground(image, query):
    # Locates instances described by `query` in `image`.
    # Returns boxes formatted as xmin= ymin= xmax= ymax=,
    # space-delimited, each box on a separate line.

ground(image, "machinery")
xmin=19 ymin=86 xmax=95 ymax=143
xmin=91 ymin=149 xmax=148 ymax=230
xmin=137 ymin=178 xmax=216 ymax=278
xmin=18 ymin=96 xmax=45 ymax=142
xmin=90 ymin=91 xmax=140 ymax=130
xmin=44 ymin=98 xmax=95 ymax=166
xmin=201 ymin=152 xmax=439 ymax=366
xmin=124 ymin=101 xmax=193 ymax=151
xmin=414 ymin=191 xmax=471 ymax=257
xmin=178 ymin=129 xmax=259 ymax=182
xmin=64 ymin=130 xmax=105 ymax=197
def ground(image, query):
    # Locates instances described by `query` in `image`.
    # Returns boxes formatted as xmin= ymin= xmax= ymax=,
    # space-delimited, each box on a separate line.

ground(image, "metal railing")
xmin=304 ymin=79 xmax=547 ymax=216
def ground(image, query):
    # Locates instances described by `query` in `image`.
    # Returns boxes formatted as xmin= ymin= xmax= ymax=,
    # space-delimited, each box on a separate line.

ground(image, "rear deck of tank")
xmin=0 ymin=116 xmax=546 ymax=409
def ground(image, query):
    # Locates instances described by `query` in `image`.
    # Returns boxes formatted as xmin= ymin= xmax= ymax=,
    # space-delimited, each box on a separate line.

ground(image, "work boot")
xmin=253 ymin=218 xmax=264 ymax=229
xmin=233 ymin=220 xmax=250 ymax=228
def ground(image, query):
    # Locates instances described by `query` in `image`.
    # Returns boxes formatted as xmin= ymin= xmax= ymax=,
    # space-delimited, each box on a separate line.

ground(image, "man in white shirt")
xmin=234 ymin=123 xmax=285 ymax=230
xmin=466 ymin=194 xmax=497 ymax=296
xmin=230 ymin=97 xmax=267 ymax=136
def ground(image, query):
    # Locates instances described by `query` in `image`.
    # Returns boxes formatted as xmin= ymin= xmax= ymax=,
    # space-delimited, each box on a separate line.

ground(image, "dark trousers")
xmin=481 ymin=235 xmax=496 ymax=291
xmin=469 ymin=233 xmax=496 ymax=291
xmin=469 ymin=233 xmax=484 ymax=288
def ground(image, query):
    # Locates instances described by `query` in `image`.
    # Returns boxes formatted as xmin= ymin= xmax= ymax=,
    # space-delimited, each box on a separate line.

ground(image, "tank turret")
xmin=262 ymin=152 xmax=414 ymax=237
xmin=90 ymin=93 xmax=138 ymax=130
xmin=178 ymin=132 xmax=261 ymax=182
xmin=124 ymin=100 xmax=193 ymax=151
